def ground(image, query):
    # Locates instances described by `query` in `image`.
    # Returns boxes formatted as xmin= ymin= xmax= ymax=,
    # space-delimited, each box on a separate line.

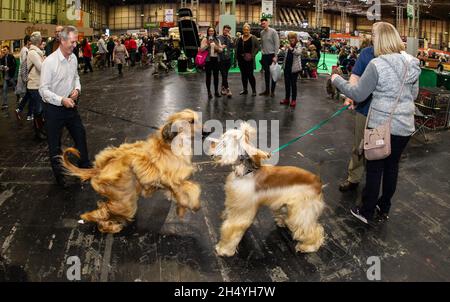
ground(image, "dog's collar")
xmin=236 ymin=154 xmax=257 ymax=176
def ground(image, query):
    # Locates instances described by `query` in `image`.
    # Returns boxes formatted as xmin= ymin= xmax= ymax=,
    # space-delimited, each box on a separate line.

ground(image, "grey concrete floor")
xmin=0 ymin=65 xmax=449 ymax=281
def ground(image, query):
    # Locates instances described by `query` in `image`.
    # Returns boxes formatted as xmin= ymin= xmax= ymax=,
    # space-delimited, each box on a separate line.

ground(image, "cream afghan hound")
xmin=60 ymin=109 xmax=202 ymax=233
xmin=209 ymin=122 xmax=325 ymax=257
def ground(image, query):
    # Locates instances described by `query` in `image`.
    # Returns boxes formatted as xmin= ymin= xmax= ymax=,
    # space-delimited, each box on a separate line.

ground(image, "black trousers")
xmin=284 ymin=70 xmax=299 ymax=100
xmin=219 ymin=60 xmax=232 ymax=89
xmin=43 ymin=103 xmax=90 ymax=180
xmin=261 ymin=53 xmax=276 ymax=93
xmin=107 ymin=52 xmax=114 ymax=67
xmin=361 ymin=135 xmax=411 ymax=219
xmin=28 ymin=90 xmax=44 ymax=137
xmin=130 ymin=49 xmax=137 ymax=66
xmin=238 ymin=59 xmax=256 ymax=92
xmin=205 ymin=57 xmax=220 ymax=93
xmin=83 ymin=57 xmax=93 ymax=72
xmin=17 ymin=91 xmax=31 ymax=116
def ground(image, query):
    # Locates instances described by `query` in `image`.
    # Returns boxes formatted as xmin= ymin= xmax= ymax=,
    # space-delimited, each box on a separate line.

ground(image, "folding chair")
xmin=413 ymin=102 xmax=441 ymax=142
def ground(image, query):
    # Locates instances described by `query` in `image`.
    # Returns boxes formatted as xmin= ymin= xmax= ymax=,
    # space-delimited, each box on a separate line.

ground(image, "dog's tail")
xmin=60 ymin=148 xmax=97 ymax=182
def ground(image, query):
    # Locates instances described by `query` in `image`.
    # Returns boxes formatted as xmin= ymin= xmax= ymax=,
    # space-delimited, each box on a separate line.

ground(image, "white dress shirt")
xmin=39 ymin=47 xmax=81 ymax=106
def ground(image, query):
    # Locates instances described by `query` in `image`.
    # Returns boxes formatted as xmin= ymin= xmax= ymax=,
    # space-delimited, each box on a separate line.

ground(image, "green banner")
xmin=145 ymin=23 xmax=159 ymax=28
xmin=407 ymin=4 xmax=414 ymax=19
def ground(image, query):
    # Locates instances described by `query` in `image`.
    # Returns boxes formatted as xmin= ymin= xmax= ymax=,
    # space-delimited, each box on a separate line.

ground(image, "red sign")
xmin=159 ymin=22 xmax=175 ymax=28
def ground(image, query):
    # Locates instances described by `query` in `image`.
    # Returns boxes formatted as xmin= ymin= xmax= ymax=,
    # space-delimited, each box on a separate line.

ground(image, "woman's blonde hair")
xmin=372 ymin=22 xmax=405 ymax=57
xmin=242 ymin=23 xmax=251 ymax=31
xmin=287 ymin=32 xmax=298 ymax=41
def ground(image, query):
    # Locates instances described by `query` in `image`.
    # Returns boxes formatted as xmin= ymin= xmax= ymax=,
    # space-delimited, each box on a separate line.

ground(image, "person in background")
xmin=107 ymin=37 xmax=115 ymax=67
xmin=113 ymin=38 xmax=129 ymax=76
xmin=312 ymin=33 xmax=323 ymax=63
xmin=0 ymin=46 xmax=17 ymax=110
xmin=338 ymin=32 xmax=376 ymax=193
xmin=259 ymin=18 xmax=280 ymax=97
xmin=81 ymin=38 xmax=93 ymax=73
xmin=308 ymin=44 xmax=318 ymax=78
xmin=200 ymin=27 xmax=223 ymax=99
xmin=280 ymin=32 xmax=302 ymax=108
xmin=45 ymin=25 xmax=63 ymax=56
xmin=97 ymin=34 xmax=108 ymax=69
xmin=15 ymin=35 xmax=32 ymax=121
xmin=331 ymin=22 xmax=421 ymax=224
xmin=236 ymin=23 xmax=259 ymax=96
xmin=218 ymin=25 xmax=234 ymax=98
xmin=146 ymin=34 xmax=154 ymax=62
xmin=39 ymin=26 xmax=91 ymax=188
xmin=152 ymin=34 xmax=168 ymax=75
xmin=129 ymin=34 xmax=138 ymax=67
xmin=26 ymin=31 xmax=46 ymax=140
xmin=139 ymin=40 xmax=149 ymax=66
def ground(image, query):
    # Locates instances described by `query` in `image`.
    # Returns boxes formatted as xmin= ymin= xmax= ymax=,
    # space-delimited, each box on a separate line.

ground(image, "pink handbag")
xmin=195 ymin=50 xmax=208 ymax=68
xmin=362 ymin=61 xmax=409 ymax=161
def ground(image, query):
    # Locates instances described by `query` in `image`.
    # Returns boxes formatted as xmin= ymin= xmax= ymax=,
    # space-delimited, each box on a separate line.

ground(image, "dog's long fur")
xmin=61 ymin=109 xmax=202 ymax=233
xmin=326 ymin=67 xmax=344 ymax=99
xmin=210 ymin=123 xmax=325 ymax=256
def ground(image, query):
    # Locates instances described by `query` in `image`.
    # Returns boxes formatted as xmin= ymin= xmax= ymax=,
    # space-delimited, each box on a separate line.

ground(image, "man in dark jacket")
xmin=1 ymin=46 xmax=17 ymax=109
xmin=45 ymin=25 xmax=64 ymax=57
xmin=107 ymin=37 xmax=115 ymax=67
xmin=312 ymin=33 xmax=322 ymax=62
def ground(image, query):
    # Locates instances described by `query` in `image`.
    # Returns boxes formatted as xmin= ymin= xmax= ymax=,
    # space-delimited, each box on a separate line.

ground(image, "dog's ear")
xmin=250 ymin=150 xmax=271 ymax=168
xmin=240 ymin=122 xmax=256 ymax=144
xmin=162 ymin=122 xmax=177 ymax=143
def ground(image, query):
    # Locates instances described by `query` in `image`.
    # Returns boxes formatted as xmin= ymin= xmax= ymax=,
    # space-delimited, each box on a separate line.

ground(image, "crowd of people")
xmin=198 ymin=18 xmax=324 ymax=107
xmin=0 ymin=20 xmax=424 ymax=226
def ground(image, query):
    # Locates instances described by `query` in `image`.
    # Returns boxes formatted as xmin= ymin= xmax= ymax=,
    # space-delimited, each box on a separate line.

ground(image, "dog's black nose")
xmin=202 ymin=130 xmax=212 ymax=140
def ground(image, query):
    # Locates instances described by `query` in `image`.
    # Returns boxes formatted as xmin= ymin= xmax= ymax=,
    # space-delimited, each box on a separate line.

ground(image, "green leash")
xmin=271 ymin=105 xmax=350 ymax=154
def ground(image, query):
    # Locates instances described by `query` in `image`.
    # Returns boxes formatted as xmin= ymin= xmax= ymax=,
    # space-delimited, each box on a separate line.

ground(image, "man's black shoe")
xmin=339 ymin=180 xmax=359 ymax=192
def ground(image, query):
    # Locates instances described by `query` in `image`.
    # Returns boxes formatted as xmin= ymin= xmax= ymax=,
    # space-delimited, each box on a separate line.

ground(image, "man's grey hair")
xmin=59 ymin=26 xmax=78 ymax=40
xmin=30 ymin=31 xmax=42 ymax=46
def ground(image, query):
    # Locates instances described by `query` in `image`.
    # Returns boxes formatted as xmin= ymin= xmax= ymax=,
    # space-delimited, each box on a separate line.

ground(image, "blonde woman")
xmin=332 ymin=22 xmax=421 ymax=224
xmin=235 ymin=23 xmax=259 ymax=96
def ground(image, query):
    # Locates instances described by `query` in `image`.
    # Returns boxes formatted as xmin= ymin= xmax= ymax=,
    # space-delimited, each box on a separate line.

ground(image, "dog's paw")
xmin=98 ymin=220 xmax=124 ymax=233
xmin=295 ymin=242 xmax=320 ymax=253
xmin=190 ymin=202 xmax=201 ymax=212
xmin=215 ymin=244 xmax=236 ymax=257
xmin=176 ymin=206 xmax=187 ymax=218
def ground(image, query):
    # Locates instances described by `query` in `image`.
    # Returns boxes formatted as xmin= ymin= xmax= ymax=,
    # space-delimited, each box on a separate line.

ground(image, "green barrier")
xmin=419 ymin=68 xmax=437 ymax=88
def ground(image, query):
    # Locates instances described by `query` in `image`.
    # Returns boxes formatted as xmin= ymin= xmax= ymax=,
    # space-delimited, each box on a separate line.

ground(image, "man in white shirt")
xmin=39 ymin=26 xmax=90 ymax=188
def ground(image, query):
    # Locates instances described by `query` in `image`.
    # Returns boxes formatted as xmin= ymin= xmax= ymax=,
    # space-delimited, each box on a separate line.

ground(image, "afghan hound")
xmin=326 ymin=66 xmax=344 ymax=99
xmin=61 ymin=109 xmax=202 ymax=233
xmin=209 ymin=122 xmax=325 ymax=257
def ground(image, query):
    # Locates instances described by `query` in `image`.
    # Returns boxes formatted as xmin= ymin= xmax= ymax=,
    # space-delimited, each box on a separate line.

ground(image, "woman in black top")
xmin=236 ymin=23 xmax=259 ymax=96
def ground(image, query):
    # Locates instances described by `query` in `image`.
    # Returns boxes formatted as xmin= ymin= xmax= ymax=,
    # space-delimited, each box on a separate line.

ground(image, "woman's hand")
xmin=331 ymin=74 xmax=340 ymax=82
xmin=344 ymin=98 xmax=355 ymax=110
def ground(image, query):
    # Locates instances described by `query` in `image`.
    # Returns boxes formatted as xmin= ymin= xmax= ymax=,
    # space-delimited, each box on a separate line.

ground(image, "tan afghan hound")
xmin=61 ymin=109 xmax=202 ymax=233
xmin=209 ymin=122 xmax=325 ymax=257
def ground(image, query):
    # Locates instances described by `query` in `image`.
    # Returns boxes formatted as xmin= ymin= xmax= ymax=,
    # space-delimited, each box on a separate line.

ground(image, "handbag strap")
xmin=364 ymin=57 xmax=409 ymax=130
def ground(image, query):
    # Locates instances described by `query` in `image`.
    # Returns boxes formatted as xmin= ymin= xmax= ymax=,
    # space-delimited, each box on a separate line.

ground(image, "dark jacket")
xmin=0 ymin=54 xmax=16 ymax=79
xmin=235 ymin=35 xmax=259 ymax=69
xmin=107 ymin=40 xmax=115 ymax=54
xmin=45 ymin=39 xmax=60 ymax=57
xmin=218 ymin=35 xmax=234 ymax=61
